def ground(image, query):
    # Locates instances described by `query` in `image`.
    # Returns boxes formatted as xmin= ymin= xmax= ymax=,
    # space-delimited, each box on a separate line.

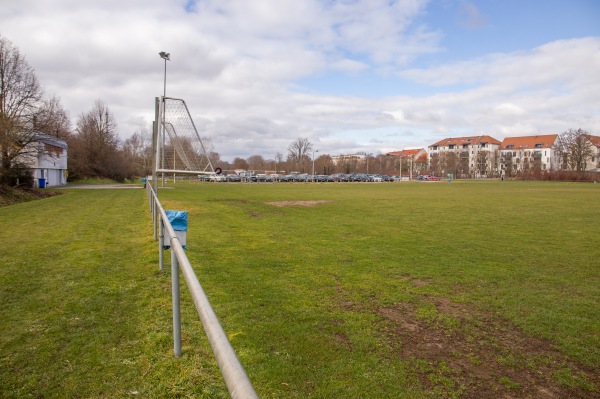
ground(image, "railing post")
xmin=153 ymin=200 xmax=157 ymax=241
xmin=171 ymin=248 xmax=182 ymax=357
xmin=159 ymin=217 xmax=164 ymax=272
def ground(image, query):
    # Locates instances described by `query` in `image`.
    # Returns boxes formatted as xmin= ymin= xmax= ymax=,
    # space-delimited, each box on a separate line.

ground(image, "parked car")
xmin=209 ymin=174 xmax=226 ymax=182
xmin=226 ymin=174 xmax=241 ymax=182
xmin=256 ymin=174 xmax=271 ymax=182
xmin=294 ymin=174 xmax=309 ymax=182
xmin=426 ymin=176 xmax=441 ymax=181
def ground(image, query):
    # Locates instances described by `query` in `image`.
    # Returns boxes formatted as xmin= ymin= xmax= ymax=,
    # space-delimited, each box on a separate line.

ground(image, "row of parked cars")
xmin=416 ymin=175 xmax=442 ymax=181
xmin=200 ymin=173 xmax=416 ymax=182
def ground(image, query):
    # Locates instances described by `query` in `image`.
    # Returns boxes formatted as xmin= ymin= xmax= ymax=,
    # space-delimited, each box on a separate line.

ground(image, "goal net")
xmin=156 ymin=97 xmax=215 ymax=175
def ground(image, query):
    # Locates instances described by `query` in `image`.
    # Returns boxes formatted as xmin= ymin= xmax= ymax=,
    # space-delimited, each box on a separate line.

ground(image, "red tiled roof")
xmin=386 ymin=149 xmax=426 ymax=158
xmin=430 ymin=135 xmax=501 ymax=147
xmin=499 ymin=134 xmax=558 ymax=150
xmin=584 ymin=134 xmax=600 ymax=148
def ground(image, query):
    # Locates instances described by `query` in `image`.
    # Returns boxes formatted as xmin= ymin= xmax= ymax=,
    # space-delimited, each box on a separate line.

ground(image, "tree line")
xmin=1 ymin=35 xmax=596 ymax=186
xmin=0 ymin=35 xmax=158 ymax=185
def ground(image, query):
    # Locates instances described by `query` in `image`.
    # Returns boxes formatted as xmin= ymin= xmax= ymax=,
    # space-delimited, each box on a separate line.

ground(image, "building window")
xmin=449 ymin=144 xmax=455 ymax=149
xmin=506 ymin=145 xmax=514 ymax=149
xmin=535 ymin=143 xmax=543 ymax=148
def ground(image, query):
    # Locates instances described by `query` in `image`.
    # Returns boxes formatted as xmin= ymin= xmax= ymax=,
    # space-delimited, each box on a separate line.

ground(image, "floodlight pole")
xmin=159 ymin=51 xmax=170 ymax=187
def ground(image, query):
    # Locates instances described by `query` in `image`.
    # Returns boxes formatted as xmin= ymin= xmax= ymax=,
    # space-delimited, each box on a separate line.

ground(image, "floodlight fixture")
xmin=159 ymin=51 xmax=170 ymax=61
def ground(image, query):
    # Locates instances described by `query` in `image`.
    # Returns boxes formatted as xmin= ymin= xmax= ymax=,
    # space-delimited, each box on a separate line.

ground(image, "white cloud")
xmin=1 ymin=1 xmax=599 ymax=160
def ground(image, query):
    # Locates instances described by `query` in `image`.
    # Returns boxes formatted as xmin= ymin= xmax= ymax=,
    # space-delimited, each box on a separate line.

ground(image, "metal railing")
xmin=147 ymin=183 xmax=259 ymax=399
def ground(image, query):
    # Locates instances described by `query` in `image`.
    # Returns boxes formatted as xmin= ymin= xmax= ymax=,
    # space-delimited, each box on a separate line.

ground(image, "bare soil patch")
xmin=380 ymin=296 xmax=598 ymax=398
xmin=265 ymin=200 xmax=334 ymax=207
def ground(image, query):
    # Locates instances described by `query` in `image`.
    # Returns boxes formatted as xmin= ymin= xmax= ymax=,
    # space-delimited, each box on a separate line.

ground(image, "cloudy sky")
xmin=1 ymin=0 xmax=599 ymax=161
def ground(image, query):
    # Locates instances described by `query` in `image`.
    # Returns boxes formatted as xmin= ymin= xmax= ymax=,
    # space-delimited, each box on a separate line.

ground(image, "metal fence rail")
xmin=147 ymin=184 xmax=259 ymax=399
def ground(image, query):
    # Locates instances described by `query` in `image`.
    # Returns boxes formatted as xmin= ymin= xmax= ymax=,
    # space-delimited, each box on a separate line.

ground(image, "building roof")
xmin=499 ymin=134 xmax=558 ymax=150
xmin=386 ymin=148 xmax=426 ymax=158
xmin=583 ymin=134 xmax=600 ymax=148
xmin=34 ymin=133 xmax=68 ymax=149
xmin=429 ymin=135 xmax=501 ymax=147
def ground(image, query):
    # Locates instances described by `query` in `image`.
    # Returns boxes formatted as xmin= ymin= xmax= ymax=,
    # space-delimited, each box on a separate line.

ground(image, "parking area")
xmin=199 ymin=173 xmax=409 ymax=183
xmin=197 ymin=173 xmax=448 ymax=183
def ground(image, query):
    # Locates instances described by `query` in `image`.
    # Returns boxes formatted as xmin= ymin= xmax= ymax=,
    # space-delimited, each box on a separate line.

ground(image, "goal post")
xmin=154 ymin=96 xmax=217 ymax=179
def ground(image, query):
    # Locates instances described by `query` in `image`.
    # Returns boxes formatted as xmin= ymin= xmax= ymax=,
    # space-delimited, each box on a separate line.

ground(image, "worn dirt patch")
xmin=380 ymin=297 xmax=598 ymax=398
xmin=265 ymin=200 xmax=334 ymax=207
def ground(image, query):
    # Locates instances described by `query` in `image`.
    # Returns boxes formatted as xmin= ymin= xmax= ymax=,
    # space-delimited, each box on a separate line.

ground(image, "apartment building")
xmin=428 ymin=135 xmax=501 ymax=178
xmin=498 ymin=135 xmax=558 ymax=177
xmin=582 ymin=134 xmax=600 ymax=171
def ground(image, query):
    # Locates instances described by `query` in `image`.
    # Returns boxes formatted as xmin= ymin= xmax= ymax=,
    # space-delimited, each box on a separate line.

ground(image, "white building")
xmin=498 ymin=135 xmax=558 ymax=177
xmin=26 ymin=134 xmax=68 ymax=187
xmin=331 ymin=153 xmax=367 ymax=165
xmin=582 ymin=134 xmax=600 ymax=171
xmin=428 ymin=135 xmax=501 ymax=178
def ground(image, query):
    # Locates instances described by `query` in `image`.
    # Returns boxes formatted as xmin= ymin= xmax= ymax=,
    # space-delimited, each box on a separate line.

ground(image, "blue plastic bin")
xmin=38 ymin=178 xmax=46 ymax=188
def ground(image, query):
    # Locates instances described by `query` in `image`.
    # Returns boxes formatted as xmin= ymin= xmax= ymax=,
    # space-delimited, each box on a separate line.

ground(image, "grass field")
xmin=1 ymin=181 xmax=598 ymax=398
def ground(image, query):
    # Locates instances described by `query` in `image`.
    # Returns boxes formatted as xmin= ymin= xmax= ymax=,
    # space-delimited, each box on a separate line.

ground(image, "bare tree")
xmin=247 ymin=154 xmax=265 ymax=170
xmin=554 ymin=128 xmax=595 ymax=172
xmin=274 ymin=152 xmax=285 ymax=173
xmin=68 ymin=100 xmax=124 ymax=180
xmin=123 ymin=128 xmax=153 ymax=176
xmin=316 ymin=154 xmax=334 ymax=175
xmin=0 ymin=35 xmax=44 ymax=185
xmin=414 ymin=153 xmax=428 ymax=176
xmin=429 ymin=153 xmax=442 ymax=176
xmin=287 ymin=137 xmax=313 ymax=162
xmin=287 ymin=137 xmax=313 ymax=172
xmin=33 ymin=96 xmax=71 ymax=140
xmin=443 ymin=152 xmax=459 ymax=177
xmin=232 ymin=157 xmax=249 ymax=170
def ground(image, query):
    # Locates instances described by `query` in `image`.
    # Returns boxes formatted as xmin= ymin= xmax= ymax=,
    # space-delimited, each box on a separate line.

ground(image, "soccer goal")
xmin=153 ymin=96 xmax=217 ymax=178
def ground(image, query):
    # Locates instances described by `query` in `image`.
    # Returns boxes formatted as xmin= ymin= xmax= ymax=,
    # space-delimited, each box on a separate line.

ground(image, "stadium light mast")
xmin=159 ymin=51 xmax=170 ymax=97
xmin=159 ymin=52 xmax=170 ymax=186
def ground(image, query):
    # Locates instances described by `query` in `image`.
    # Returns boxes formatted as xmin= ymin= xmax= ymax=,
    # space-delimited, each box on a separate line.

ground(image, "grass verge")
xmin=0 ymin=184 xmax=61 ymax=207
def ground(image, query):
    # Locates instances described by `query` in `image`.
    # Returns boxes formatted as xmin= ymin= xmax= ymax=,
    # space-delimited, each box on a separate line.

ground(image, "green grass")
xmin=67 ymin=177 xmax=137 ymax=185
xmin=0 ymin=188 xmax=227 ymax=398
xmin=1 ymin=181 xmax=599 ymax=398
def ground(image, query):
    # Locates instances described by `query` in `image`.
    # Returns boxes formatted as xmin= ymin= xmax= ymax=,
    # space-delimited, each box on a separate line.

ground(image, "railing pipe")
xmin=147 ymin=184 xmax=259 ymax=399
xmin=171 ymin=249 xmax=182 ymax=357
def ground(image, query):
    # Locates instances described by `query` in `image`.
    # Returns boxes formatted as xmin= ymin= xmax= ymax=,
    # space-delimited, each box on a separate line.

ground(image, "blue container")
xmin=38 ymin=178 xmax=46 ymax=188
